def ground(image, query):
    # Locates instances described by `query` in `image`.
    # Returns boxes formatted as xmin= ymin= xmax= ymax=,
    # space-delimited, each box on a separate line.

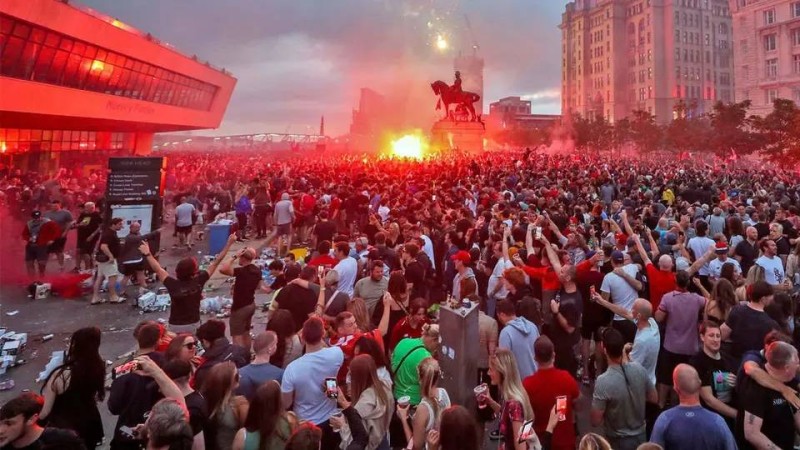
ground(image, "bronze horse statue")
xmin=430 ymin=80 xmax=481 ymax=122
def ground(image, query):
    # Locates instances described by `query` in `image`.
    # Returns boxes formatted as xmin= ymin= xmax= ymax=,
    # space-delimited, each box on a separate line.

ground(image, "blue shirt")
xmin=651 ymin=405 xmax=737 ymax=450
xmin=235 ymin=362 xmax=284 ymax=402
xmin=235 ymin=196 xmax=253 ymax=214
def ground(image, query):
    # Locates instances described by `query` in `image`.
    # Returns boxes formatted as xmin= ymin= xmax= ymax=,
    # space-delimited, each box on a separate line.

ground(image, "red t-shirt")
xmin=389 ymin=317 xmax=429 ymax=351
xmin=522 ymin=265 xmax=561 ymax=292
xmin=522 ymin=367 xmax=580 ymax=450
xmin=307 ymin=254 xmax=338 ymax=269
xmin=645 ymin=263 xmax=676 ymax=311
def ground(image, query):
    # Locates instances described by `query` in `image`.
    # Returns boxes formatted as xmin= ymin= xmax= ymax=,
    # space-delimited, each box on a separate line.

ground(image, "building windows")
xmin=0 ymin=13 xmax=217 ymax=111
xmin=0 ymin=128 xmax=132 ymax=154
xmin=766 ymin=89 xmax=778 ymax=104
xmin=793 ymin=29 xmax=800 ymax=47
xmin=764 ymin=9 xmax=776 ymax=25
xmin=764 ymin=34 xmax=777 ymax=51
xmin=766 ymin=58 xmax=778 ymax=78
xmin=792 ymin=2 xmax=800 ymax=18
xmin=794 ymin=54 xmax=800 ymax=74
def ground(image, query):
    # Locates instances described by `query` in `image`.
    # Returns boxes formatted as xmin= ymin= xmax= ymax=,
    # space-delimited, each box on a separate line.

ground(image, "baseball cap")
xmin=715 ymin=241 xmax=729 ymax=253
xmin=611 ymin=250 xmax=625 ymax=263
xmin=665 ymin=232 xmax=678 ymax=245
xmin=451 ymin=250 xmax=472 ymax=263
xmin=585 ymin=250 xmax=597 ymax=260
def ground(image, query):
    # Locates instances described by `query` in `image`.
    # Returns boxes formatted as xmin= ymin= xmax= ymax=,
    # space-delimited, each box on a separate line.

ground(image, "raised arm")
xmin=539 ymin=234 xmax=564 ymax=275
xmin=206 ymin=234 xmax=237 ymax=277
xmin=686 ymin=245 xmax=716 ymax=277
xmin=139 ymin=241 xmax=169 ymax=282
xmin=619 ymin=209 xmax=635 ymax=238
xmin=631 ymin=234 xmax=652 ymax=267
xmin=591 ymin=289 xmax=634 ymax=321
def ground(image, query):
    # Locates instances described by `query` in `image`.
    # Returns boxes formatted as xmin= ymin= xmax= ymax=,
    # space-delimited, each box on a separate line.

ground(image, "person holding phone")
xmin=522 ymin=336 xmax=581 ymax=450
xmin=479 ymin=349 xmax=538 ymax=450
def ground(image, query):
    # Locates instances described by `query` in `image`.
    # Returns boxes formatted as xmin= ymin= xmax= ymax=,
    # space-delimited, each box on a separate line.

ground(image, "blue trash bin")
xmin=207 ymin=223 xmax=231 ymax=255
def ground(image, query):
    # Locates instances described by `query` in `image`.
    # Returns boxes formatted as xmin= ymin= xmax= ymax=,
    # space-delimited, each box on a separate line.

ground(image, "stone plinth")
xmin=430 ymin=120 xmax=485 ymax=153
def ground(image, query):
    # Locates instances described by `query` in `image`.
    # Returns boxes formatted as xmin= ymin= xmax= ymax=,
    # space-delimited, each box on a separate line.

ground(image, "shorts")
xmin=78 ymin=238 xmax=97 ymax=255
xmin=581 ymin=317 xmax=611 ymax=341
xmin=657 ymin=349 xmax=692 ymax=386
xmin=276 ymin=223 xmax=292 ymax=236
xmin=25 ymin=244 xmax=48 ymax=262
xmin=175 ymin=225 xmax=192 ymax=235
xmin=169 ymin=322 xmax=200 ymax=334
xmin=612 ymin=319 xmax=637 ymax=344
xmin=121 ymin=261 xmax=145 ymax=277
xmin=229 ymin=303 xmax=256 ymax=335
xmin=97 ymin=260 xmax=120 ymax=278
xmin=48 ymin=237 xmax=67 ymax=254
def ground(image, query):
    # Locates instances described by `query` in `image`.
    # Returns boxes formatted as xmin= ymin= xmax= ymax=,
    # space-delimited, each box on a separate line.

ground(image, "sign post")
xmin=105 ymin=157 xmax=166 ymax=249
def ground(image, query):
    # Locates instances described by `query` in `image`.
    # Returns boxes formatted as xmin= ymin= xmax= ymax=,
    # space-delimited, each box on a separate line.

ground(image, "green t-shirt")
xmin=391 ymin=338 xmax=431 ymax=405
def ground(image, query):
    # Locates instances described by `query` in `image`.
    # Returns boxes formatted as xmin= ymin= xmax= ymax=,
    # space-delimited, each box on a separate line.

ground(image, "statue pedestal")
xmin=431 ymin=120 xmax=485 ymax=153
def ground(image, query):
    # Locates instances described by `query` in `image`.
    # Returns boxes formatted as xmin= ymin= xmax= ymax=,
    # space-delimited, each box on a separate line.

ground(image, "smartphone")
xmin=324 ymin=377 xmax=338 ymax=398
xmin=556 ymin=395 xmax=567 ymax=421
xmin=114 ymin=360 xmax=139 ymax=377
xmin=518 ymin=419 xmax=535 ymax=443
xmin=534 ymin=227 xmax=543 ymax=240
xmin=432 ymin=195 xmax=437 ymax=201
xmin=119 ymin=425 xmax=135 ymax=439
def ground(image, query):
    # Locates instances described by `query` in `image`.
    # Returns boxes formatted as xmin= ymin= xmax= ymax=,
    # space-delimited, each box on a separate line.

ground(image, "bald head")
xmin=673 ymin=363 xmax=701 ymax=398
xmin=129 ymin=221 xmax=141 ymax=233
xmin=657 ymin=254 xmax=673 ymax=271
xmin=253 ymin=331 xmax=277 ymax=355
xmin=632 ymin=298 xmax=652 ymax=319
xmin=240 ymin=247 xmax=257 ymax=262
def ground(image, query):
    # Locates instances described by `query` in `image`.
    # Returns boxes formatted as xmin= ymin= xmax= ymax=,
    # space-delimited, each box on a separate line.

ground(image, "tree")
xmin=753 ymin=99 xmax=800 ymax=164
xmin=664 ymin=115 xmax=711 ymax=156
xmin=707 ymin=100 xmax=759 ymax=157
xmin=612 ymin=118 xmax=632 ymax=153
xmin=628 ymin=110 xmax=663 ymax=152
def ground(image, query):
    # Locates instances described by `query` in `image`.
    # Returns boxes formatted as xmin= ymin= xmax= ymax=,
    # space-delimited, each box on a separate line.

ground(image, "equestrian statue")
xmin=431 ymin=71 xmax=482 ymax=123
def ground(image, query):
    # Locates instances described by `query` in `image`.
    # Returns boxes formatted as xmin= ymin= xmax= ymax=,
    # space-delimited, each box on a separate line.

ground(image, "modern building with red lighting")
xmin=0 ymin=0 xmax=236 ymax=171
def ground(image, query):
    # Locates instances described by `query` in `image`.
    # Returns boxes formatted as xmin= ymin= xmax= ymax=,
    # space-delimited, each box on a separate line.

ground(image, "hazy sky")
xmin=79 ymin=0 xmax=569 ymax=136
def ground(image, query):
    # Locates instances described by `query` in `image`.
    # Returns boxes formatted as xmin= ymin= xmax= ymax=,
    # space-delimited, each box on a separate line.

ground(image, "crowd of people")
xmin=2 ymin=148 xmax=800 ymax=450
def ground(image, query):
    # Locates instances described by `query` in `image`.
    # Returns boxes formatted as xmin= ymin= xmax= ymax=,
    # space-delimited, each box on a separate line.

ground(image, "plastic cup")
xmin=474 ymin=383 xmax=488 ymax=408
xmin=397 ymin=396 xmax=411 ymax=408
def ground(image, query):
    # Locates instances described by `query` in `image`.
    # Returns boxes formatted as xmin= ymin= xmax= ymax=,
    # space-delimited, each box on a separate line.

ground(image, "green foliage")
xmin=752 ymin=99 xmax=800 ymax=165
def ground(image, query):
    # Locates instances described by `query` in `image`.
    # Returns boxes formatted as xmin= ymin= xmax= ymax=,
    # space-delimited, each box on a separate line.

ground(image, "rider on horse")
xmin=451 ymin=71 xmax=463 ymax=96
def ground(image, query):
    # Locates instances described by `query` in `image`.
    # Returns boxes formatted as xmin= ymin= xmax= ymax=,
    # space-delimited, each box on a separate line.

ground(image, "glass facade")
xmin=0 ymin=13 xmax=218 ymax=111
xmin=0 ymin=128 xmax=129 ymax=153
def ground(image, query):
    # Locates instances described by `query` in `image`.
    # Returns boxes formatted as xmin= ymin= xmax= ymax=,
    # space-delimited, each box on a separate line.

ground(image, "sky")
xmin=79 ymin=0 xmax=570 ymax=136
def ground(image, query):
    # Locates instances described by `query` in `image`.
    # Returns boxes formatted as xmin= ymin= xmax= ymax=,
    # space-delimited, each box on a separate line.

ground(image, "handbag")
xmin=93 ymin=232 xmax=110 ymax=263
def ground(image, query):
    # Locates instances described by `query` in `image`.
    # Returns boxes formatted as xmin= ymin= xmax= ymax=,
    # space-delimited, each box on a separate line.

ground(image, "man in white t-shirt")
xmin=600 ymin=251 xmax=642 ymax=344
xmin=686 ymin=220 xmax=715 ymax=283
xmin=174 ymin=197 xmax=196 ymax=249
xmin=333 ymin=241 xmax=358 ymax=297
xmin=754 ymin=238 xmax=786 ymax=287
xmin=486 ymin=241 xmax=513 ymax=318
xmin=282 ymin=317 xmax=344 ymax=449
xmin=707 ymin=241 xmax=741 ymax=282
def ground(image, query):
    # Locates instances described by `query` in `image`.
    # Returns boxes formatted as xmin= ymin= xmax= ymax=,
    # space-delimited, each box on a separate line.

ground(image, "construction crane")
xmin=464 ymin=14 xmax=480 ymax=56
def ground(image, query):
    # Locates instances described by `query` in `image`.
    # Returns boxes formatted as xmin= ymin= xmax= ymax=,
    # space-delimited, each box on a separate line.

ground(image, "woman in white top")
xmin=396 ymin=357 xmax=450 ymax=450
xmin=335 ymin=354 xmax=394 ymax=450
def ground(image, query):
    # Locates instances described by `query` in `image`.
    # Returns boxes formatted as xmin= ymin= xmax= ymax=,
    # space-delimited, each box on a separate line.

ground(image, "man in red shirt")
xmin=631 ymin=233 xmax=675 ymax=311
xmin=523 ymin=335 xmax=581 ymax=450
xmin=307 ymin=240 xmax=338 ymax=269
xmin=22 ymin=210 xmax=61 ymax=278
